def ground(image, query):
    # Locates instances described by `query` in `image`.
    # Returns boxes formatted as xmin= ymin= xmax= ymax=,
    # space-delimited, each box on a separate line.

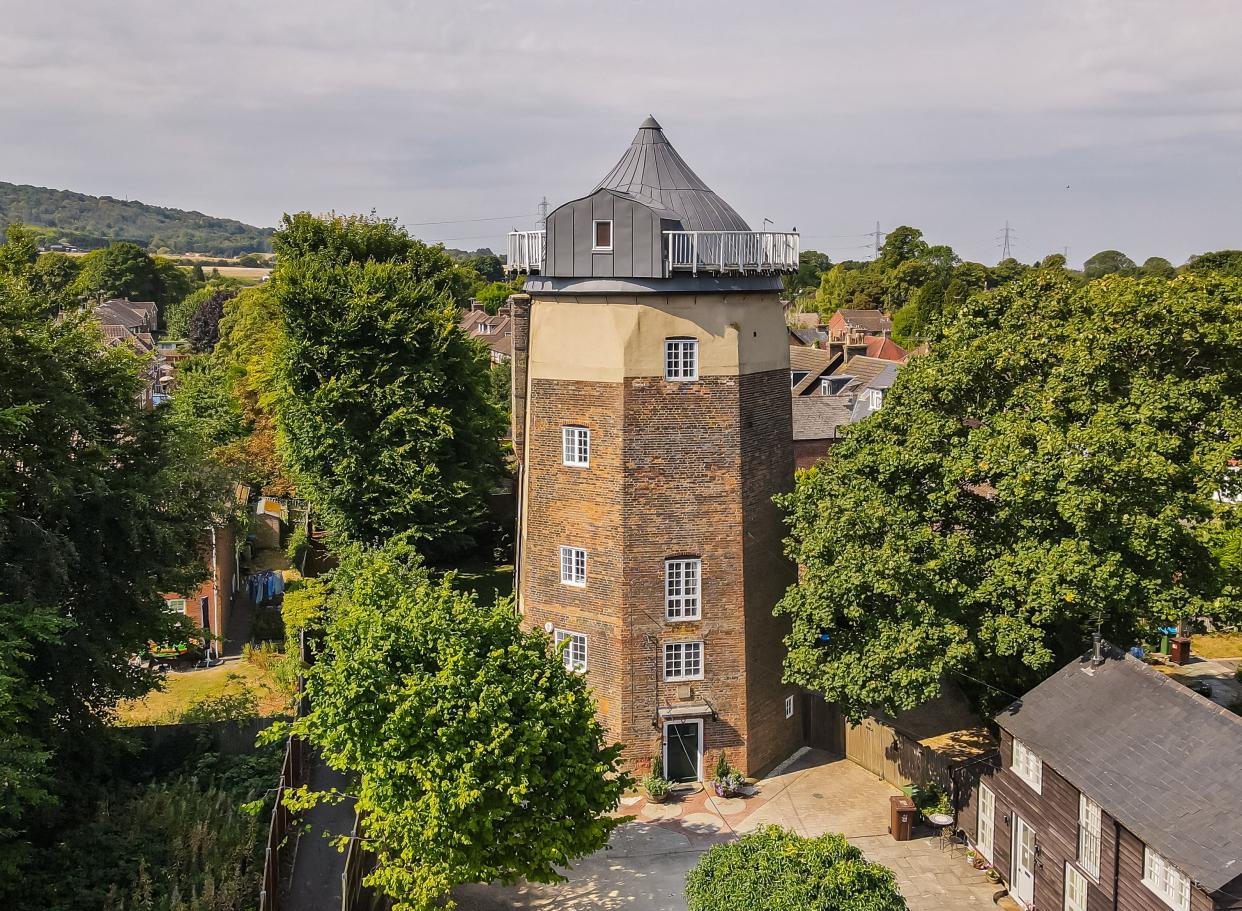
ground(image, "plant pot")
xmin=985 ymin=869 xmax=1001 ymax=883
xmin=644 ymin=789 xmax=668 ymax=804
xmin=713 ymin=782 xmax=737 ymax=798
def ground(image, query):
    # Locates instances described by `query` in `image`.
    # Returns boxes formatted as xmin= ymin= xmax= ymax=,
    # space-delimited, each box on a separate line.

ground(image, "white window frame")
xmin=592 ymin=219 xmax=613 ymax=252
xmin=1064 ymin=863 xmax=1088 ymax=911
xmin=664 ymin=337 xmax=698 ymax=381
xmin=554 ymin=629 xmax=588 ymax=673
xmin=785 ymin=694 xmax=795 ymax=719
xmin=1011 ymin=737 xmax=1043 ymax=793
xmin=664 ymin=558 xmax=701 ymax=621
xmin=820 ymin=377 xmax=833 ymax=395
xmin=976 ymin=783 xmax=995 ymax=861
xmin=1078 ymin=793 xmax=1102 ymax=880
xmin=1143 ymin=846 xmax=1191 ymax=911
xmin=562 ymin=425 xmax=590 ymax=467
xmin=663 ymin=640 xmax=704 ymax=681
xmin=559 ymin=545 xmax=586 ymax=587
xmin=164 ymin=597 xmax=186 ymax=613
xmin=867 ymin=388 xmax=884 ymax=410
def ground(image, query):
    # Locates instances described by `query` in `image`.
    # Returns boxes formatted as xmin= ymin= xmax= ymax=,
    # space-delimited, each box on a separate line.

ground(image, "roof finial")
xmin=639 ymin=114 xmax=661 ymax=130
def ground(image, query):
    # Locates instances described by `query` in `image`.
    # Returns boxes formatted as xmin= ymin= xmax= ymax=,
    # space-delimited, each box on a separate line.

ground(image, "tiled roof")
xmin=792 ymin=395 xmax=854 ymax=441
xmin=790 ymin=346 xmax=842 ymax=396
xmin=831 ymin=355 xmax=896 ymax=391
xmin=791 ymin=311 xmax=822 ymax=329
xmin=996 ymin=648 xmax=1242 ymax=892
xmin=837 ymin=309 xmax=892 ymax=333
xmin=864 ymin=336 xmax=908 ymax=362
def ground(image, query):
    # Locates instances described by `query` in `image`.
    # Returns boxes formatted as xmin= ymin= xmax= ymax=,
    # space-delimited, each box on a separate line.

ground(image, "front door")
xmin=1013 ymin=814 xmax=1036 ymax=905
xmin=664 ymin=721 xmax=701 ymax=783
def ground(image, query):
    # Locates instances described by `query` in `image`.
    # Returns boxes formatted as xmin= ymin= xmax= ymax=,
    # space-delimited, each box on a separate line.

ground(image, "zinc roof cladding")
xmin=591 ymin=116 xmax=751 ymax=232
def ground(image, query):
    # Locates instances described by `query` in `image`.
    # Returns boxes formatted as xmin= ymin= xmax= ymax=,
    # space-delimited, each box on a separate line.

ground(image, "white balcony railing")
xmin=665 ymin=231 xmax=799 ymax=275
xmin=506 ymin=230 xmax=545 ymax=274
xmin=504 ymin=228 xmax=800 ymax=276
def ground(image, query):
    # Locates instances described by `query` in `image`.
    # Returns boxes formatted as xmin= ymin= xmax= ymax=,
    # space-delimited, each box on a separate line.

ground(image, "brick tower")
xmin=508 ymin=117 xmax=802 ymax=780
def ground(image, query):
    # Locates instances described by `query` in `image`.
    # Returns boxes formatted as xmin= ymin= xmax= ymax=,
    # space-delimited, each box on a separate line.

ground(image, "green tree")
xmin=475 ymin=280 xmax=517 ymax=314
xmin=271 ymin=213 xmax=506 ymax=556
xmin=0 ymin=267 xmax=225 ymax=879
xmin=878 ymin=226 xmax=928 ymax=270
xmin=686 ymin=826 xmax=906 ymax=911
xmin=1184 ymin=250 xmax=1242 ymax=278
xmin=186 ymin=288 xmax=235 ymax=353
xmin=73 ymin=242 xmax=161 ymax=302
xmin=988 ymin=257 xmax=1031 ymax=287
xmin=786 ymin=250 xmax=833 ymax=298
xmin=1140 ymin=256 xmax=1176 ymax=279
xmin=1082 ymin=249 xmax=1137 ymax=280
xmin=891 ymin=280 xmax=944 ymax=347
xmin=191 ymin=262 xmax=207 ymax=283
xmin=777 ymin=273 xmax=1242 ymax=720
xmin=167 ymin=355 xmax=248 ymax=453
xmin=467 ymin=251 xmax=504 ymax=283
xmin=285 ymin=544 xmax=628 ymax=911
xmin=31 ymin=252 xmax=81 ymax=298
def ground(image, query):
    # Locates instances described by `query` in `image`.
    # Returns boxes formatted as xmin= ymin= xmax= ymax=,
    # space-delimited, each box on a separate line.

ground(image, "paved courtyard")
xmin=455 ymin=749 xmax=1007 ymax=911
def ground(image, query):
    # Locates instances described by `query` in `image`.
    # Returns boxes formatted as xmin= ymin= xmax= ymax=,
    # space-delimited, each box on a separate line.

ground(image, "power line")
xmin=872 ymin=221 xmax=885 ymax=260
xmin=402 ymin=213 xmax=530 ymax=228
xmin=996 ymin=221 xmax=1016 ymax=260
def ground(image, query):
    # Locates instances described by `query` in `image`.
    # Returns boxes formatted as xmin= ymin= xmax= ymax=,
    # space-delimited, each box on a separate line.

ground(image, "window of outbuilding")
xmin=593 ymin=220 xmax=613 ymax=251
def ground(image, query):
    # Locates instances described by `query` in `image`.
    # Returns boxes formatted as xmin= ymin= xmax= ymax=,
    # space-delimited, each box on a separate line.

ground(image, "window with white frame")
xmin=593 ymin=220 xmax=613 ymax=251
xmin=1011 ymin=737 xmax=1043 ymax=793
xmin=785 ymin=694 xmax=795 ymax=719
xmin=1143 ymin=847 xmax=1190 ymax=911
xmin=164 ymin=597 xmax=186 ymax=613
xmin=663 ymin=641 xmax=703 ymax=681
xmin=665 ymin=558 xmax=701 ymax=620
xmin=664 ymin=337 xmax=698 ymax=381
xmin=867 ymin=388 xmax=885 ymax=410
xmin=1078 ymin=793 xmax=1102 ymax=879
xmin=1064 ymin=863 xmax=1088 ymax=911
xmin=976 ymin=783 xmax=995 ymax=860
xmin=562 ymin=425 xmax=590 ymax=467
xmin=559 ymin=545 xmax=586 ymax=586
xmin=554 ymin=629 xmax=587 ymax=672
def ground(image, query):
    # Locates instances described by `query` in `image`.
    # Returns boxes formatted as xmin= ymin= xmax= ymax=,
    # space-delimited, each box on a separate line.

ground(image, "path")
xmin=284 ymin=756 xmax=355 ymax=911
xmin=455 ymin=750 xmax=1004 ymax=911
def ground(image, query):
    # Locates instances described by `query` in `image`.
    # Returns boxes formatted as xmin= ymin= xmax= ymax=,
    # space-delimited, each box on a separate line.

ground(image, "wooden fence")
xmin=258 ymin=733 xmax=308 ymax=911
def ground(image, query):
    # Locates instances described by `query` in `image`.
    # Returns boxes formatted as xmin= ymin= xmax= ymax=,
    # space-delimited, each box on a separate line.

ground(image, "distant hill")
xmin=0 ymin=181 xmax=273 ymax=256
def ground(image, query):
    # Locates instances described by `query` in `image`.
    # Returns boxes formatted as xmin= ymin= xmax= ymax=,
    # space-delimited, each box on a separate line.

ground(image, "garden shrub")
xmin=685 ymin=825 xmax=907 ymax=911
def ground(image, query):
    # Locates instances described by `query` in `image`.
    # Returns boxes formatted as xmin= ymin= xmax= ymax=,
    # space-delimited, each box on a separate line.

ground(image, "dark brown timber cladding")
xmin=969 ymin=732 xmax=1220 ymax=911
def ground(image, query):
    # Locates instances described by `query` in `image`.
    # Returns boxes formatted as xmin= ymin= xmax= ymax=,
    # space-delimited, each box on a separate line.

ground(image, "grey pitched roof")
xmin=831 ymin=355 xmax=897 ymax=392
xmin=995 ymin=649 xmax=1242 ymax=893
xmin=792 ymin=395 xmax=854 ymax=441
xmin=592 ymin=116 xmax=750 ymax=232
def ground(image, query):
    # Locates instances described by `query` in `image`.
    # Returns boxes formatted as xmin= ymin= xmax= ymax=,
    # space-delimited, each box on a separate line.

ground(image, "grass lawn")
xmin=446 ymin=560 xmax=514 ymax=605
xmin=1192 ymin=632 xmax=1242 ymax=660
xmin=115 ymin=659 xmax=290 ymax=726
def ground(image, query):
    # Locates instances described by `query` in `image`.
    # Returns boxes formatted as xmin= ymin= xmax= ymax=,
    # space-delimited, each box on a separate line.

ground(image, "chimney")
xmin=1091 ymin=632 xmax=1105 ymax=666
xmin=470 ymin=299 xmax=484 ymax=312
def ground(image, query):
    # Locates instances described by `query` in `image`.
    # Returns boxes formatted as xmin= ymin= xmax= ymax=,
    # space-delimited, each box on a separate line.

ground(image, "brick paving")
xmin=454 ymin=749 xmax=1008 ymax=911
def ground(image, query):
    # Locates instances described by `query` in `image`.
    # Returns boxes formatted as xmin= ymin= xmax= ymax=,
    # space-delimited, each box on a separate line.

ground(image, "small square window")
xmin=785 ymin=694 xmax=795 ymax=719
xmin=559 ymin=545 xmax=586 ymax=586
xmin=1011 ymin=738 xmax=1042 ymax=793
xmin=663 ymin=641 xmax=703 ymax=681
xmin=554 ymin=629 xmax=588 ymax=672
xmin=665 ymin=337 xmax=698 ymax=381
xmin=164 ymin=598 xmax=186 ymax=614
xmin=562 ymin=426 xmax=590 ymax=467
xmin=593 ymin=220 xmax=613 ymax=251
xmin=665 ymin=558 xmax=701 ymax=620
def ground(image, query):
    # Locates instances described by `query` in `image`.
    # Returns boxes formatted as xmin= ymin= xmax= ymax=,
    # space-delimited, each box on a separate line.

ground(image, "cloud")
xmin=1 ymin=0 xmax=1239 ymax=264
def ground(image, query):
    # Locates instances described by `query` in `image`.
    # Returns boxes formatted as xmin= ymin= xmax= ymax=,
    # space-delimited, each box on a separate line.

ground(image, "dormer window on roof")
xmin=506 ymin=116 xmax=798 ymax=281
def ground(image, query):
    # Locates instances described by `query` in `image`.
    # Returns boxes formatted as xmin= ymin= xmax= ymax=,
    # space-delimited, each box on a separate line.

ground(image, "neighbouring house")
xmin=461 ymin=300 xmax=514 ymax=364
xmin=958 ymin=641 xmax=1242 ymax=911
xmin=787 ymin=308 xmax=828 ymax=347
xmin=162 ymin=484 xmax=249 ymax=660
xmin=505 ymin=115 xmax=802 ymax=780
xmin=791 ymin=353 xmax=900 ymax=466
xmin=91 ymin=298 xmax=171 ymax=407
xmin=825 ymin=308 xmax=894 ymax=363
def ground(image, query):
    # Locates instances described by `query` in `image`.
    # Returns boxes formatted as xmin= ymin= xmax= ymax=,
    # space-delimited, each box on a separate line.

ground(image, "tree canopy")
xmin=778 ymin=272 xmax=1242 ymax=719
xmin=0 ymin=238 xmax=226 ymax=878
xmin=271 ymin=213 xmax=506 ymax=557
xmin=286 ymin=544 xmax=627 ymax=911
xmin=686 ymin=826 xmax=906 ymax=911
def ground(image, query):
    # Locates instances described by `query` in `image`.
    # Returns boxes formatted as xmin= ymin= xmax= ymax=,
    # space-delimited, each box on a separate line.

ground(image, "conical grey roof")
xmin=592 ymin=117 xmax=750 ymax=232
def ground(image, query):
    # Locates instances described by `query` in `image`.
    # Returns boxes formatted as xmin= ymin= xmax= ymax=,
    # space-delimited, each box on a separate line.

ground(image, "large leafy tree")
xmin=271 ymin=213 xmax=505 ymax=557
xmin=0 ymin=252 xmax=224 ymax=880
xmin=286 ymin=544 xmax=628 ymax=911
xmin=778 ymin=273 xmax=1241 ymax=719
xmin=186 ymin=287 xmax=235 ymax=353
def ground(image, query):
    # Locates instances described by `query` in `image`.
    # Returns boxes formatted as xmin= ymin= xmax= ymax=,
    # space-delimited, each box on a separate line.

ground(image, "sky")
xmin=2 ymin=0 xmax=1240 ymax=267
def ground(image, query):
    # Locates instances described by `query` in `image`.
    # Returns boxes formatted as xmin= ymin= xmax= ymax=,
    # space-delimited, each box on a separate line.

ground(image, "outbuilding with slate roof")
xmin=958 ymin=642 xmax=1242 ymax=911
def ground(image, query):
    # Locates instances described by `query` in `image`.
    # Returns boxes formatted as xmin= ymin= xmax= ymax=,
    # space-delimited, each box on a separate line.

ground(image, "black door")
xmin=666 ymin=722 xmax=700 ymax=783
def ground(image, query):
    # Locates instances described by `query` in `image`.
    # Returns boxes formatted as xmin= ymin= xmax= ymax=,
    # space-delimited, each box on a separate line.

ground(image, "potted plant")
xmin=712 ymin=751 xmax=745 ymax=798
xmin=642 ymin=755 xmax=672 ymax=803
